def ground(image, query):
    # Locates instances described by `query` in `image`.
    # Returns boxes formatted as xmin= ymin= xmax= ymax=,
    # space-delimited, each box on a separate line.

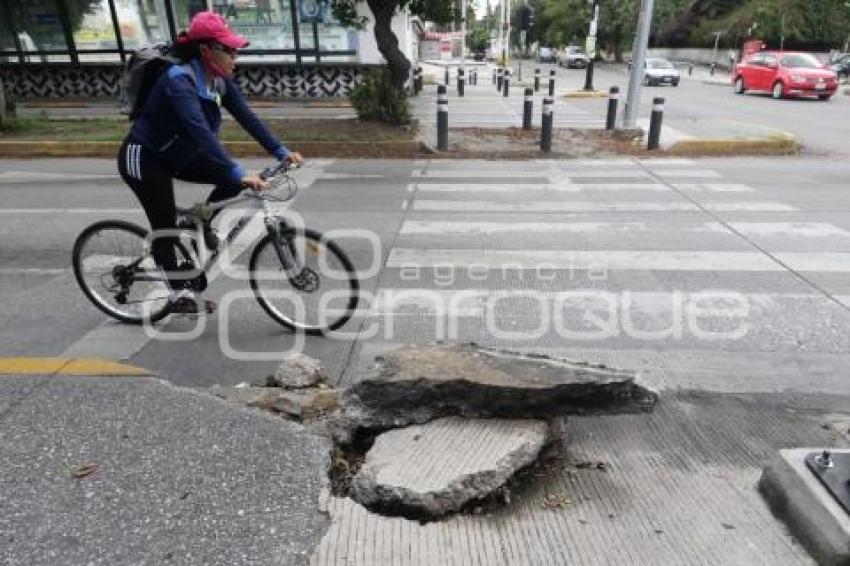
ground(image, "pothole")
xmin=212 ymin=343 xmax=657 ymax=523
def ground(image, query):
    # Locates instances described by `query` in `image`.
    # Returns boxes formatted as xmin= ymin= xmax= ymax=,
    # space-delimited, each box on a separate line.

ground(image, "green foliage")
xmin=467 ymin=28 xmax=490 ymax=52
xmin=349 ymin=70 xmax=411 ymax=126
xmin=529 ymin=0 xmax=850 ymax=52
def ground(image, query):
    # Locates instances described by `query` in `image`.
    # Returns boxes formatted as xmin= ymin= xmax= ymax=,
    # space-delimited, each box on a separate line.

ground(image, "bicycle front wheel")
xmin=249 ymin=228 xmax=359 ymax=335
xmin=72 ymin=220 xmax=184 ymax=324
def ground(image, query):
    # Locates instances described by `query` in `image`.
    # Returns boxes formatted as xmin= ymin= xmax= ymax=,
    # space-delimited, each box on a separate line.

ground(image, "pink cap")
xmin=187 ymin=11 xmax=249 ymax=49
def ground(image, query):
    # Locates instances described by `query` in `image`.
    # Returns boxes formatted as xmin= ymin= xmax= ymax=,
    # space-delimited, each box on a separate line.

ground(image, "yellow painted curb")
xmin=561 ymin=90 xmax=608 ymax=99
xmin=0 ymin=357 xmax=153 ymax=376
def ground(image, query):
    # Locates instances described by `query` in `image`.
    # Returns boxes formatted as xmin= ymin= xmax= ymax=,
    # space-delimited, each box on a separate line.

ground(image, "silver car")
xmin=559 ymin=46 xmax=589 ymax=69
xmin=643 ymin=58 xmax=681 ymax=86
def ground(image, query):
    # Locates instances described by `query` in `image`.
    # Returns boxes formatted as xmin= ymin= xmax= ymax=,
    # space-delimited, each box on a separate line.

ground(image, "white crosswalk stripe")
xmin=361 ymin=158 xmax=850 ymax=367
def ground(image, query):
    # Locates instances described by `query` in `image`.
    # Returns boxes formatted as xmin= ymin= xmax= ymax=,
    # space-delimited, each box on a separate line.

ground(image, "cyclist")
xmin=118 ymin=11 xmax=303 ymax=314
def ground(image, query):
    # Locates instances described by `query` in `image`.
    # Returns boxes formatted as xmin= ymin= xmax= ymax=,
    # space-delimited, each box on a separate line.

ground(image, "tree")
xmin=332 ymin=0 xmax=455 ymax=90
xmin=467 ymin=28 xmax=490 ymax=52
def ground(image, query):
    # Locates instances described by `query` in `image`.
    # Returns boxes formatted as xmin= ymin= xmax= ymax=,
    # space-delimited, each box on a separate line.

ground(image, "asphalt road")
xmin=2 ymin=156 xmax=849 ymax=398
xmin=526 ymin=61 xmax=849 ymax=156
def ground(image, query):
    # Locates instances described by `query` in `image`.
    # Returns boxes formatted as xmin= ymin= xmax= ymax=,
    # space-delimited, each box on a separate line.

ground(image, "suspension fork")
xmin=263 ymin=207 xmax=300 ymax=278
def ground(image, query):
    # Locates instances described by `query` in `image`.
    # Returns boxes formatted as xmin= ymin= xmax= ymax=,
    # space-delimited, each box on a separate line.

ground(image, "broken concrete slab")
xmin=261 ymin=354 xmax=328 ymax=389
xmin=353 ymin=417 xmax=549 ymax=517
xmin=336 ymin=343 xmax=656 ymax=442
xmin=249 ymin=388 xmax=339 ymax=421
xmin=759 ymin=448 xmax=850 ymax=566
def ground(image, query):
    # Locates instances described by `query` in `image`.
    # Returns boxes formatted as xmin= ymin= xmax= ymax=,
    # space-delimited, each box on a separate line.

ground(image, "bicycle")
xmin=72 ymin=161 xmax=360 ymax=335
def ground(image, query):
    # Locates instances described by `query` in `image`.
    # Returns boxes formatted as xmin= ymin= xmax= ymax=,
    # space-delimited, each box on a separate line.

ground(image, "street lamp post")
xmin=583 ymin=0 xmax=599 ymax=91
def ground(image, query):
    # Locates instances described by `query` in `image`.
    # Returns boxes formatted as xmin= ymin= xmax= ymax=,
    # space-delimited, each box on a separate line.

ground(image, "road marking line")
xmin=0 ymin=208 xmax=141 ymax=214
xmin=386 ymin=249 xmax=850 ymax=272
xmin=367 ymin=289 xmax=843 ymax=317
xmin=0 ymin=357 xmax=153 ymax=376
xmin=399 ymin=220 xmax=850 ymax=239
xmin=412 ymin=200 xmax=797 ymax=212
xmin=0 ymin=268 xmax=68 ymax=275
xmin=412 ymin=183 xmax=670 ymax=192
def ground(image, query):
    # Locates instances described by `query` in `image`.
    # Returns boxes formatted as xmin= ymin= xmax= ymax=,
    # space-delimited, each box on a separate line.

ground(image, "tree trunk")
xmin=366 ymin=0 xmax=410 ymax=90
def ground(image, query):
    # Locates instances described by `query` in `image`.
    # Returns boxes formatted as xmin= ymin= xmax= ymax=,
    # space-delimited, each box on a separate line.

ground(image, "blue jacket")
xmin=130 ymin=59 xmax=289 ymax=186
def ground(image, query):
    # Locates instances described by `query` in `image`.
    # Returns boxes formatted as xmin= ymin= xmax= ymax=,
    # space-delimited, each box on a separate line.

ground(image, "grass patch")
xmin=0 ymin=117 xmax=414 ymax=143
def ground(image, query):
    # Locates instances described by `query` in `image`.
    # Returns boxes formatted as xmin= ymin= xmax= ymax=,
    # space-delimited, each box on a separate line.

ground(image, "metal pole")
xmin=458 ymin=68 xmax=465 ymax=96
xmin=583 ymin=0 xmax=599 ymax=91
xmin=523 ymin=87 xmax=533 ymax=129
xmin=647 ymin=96 xmax=664 ymax=150
xmin=548 ymin=69 xmax=555 ymax=96
xmin=493 ymin=67 xmax=497 ymax=85
xmin=445 ymin=66 xmax=450 ymax=86
xmin=541 ymin=96 xmax=554 ymax=153
xmin=606 ymin=86 xmax=619 ymax=130
xmin=497 ymin=67 xmax=504 ymax=91
xmin=503 ymin=69 xmax=510 ymax=97
xmin=623 ymin=0 xmax=655 ymax=128
xmin=534 ymin=68 xmax=540 ymax=92
xmin=437 ymin=85 xmax=449 ymax=151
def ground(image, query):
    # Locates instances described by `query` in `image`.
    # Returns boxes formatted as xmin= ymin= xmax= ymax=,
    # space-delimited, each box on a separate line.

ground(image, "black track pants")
xmin=117 ymin=136 xmax=241 ymax=290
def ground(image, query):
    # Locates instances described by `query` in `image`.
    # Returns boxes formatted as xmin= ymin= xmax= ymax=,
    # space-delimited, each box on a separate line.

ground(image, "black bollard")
xmin=472 ymin=69 xmax=477 ymax=86
xmin=414 ymin=67 xmax=422 ymax=95
xmin=523 ymin=87 xmax=533 ymax=129
xmin=457 ymin=68 xmax=465 ymax=97
xmin=497 ymin=67 xmax=504 ymax=91
xmin=503 ymin=69 xmax=510 ymax=97
xmin=444 ymin=66 xmax=450 ymax=85
xmin=647 ymin=97 xmax=664 ymax=151
xmin=548 ymin=69 xmax=556 ymax=96
xmin=437 ymin=84 xmax=449 ymax=151
xmin=709 ymin=62 xmax=716 ymax=77
xmin=688 ymin=64 xmax=693 ymax=76
xmin=534 ymin=68 xmax=540 ymax=92
xmin=541 ymin=96 xmax=554 ymax=153
xmin=606 ymin=86 xmax=619 ymax=130
xmin=492 ymin=68 xmax=497 ymax=85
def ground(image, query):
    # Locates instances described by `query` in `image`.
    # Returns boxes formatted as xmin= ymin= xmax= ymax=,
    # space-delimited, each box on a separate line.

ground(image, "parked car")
xmin=826 ymin=53 xmax=850 ymax=79
xmin=643 ymin=58 xmax=680 ymax=86
xmin=559 ymin=46 xmax=588 ymax=68
xmin=733 ymin=51 xmax=838 ymax=100
xmin=537 ymin=46 xmax=556 ymax=64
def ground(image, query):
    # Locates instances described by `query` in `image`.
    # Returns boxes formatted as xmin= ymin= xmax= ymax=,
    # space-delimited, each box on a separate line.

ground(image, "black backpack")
xmin=119 ymin=43 xmax=181 ymax=120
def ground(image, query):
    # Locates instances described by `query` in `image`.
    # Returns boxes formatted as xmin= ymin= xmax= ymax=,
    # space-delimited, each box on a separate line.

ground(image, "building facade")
xmin=0 ymin=0 xmax=417 ymax=99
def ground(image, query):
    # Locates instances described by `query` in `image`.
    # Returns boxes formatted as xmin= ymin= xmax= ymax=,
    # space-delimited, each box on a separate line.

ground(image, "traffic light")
xmin=519 ymin=6 xmax=535 ymax=31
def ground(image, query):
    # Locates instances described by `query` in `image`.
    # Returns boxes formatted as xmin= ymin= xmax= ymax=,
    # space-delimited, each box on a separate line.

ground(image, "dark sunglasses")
xmin=211 ymin=44 xmax=238 ymax=57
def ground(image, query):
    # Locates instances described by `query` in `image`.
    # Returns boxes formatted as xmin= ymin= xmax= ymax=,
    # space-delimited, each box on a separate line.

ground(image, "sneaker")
xmin=169 ymin=292 xmax=200 ymax=314
xmin=203 ymin=223 xmax=219 ymax=251
xmin=168 ymin=291 xmax=217 ymax=315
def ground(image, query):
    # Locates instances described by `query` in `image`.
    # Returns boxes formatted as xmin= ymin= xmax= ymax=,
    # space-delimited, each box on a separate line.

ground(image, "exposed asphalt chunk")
xmin=334 ymin=342 xmax=657 ymax=445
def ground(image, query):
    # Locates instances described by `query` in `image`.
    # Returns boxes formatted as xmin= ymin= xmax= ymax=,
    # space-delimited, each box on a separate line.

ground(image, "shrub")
xmin=349 ymin=69 xmax=410 ymax=126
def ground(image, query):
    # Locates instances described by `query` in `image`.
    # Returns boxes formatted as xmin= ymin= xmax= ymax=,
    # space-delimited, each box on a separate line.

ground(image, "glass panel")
xmin=77 ymin=51 xmax=122 ymax=62
xmin=316 ymin=2 xmax=356 ymax=59
xmin=113 ymin=0 xmax=169 ymax=50
xmin=224 ymin=0 xmax=297 ymax=61
xmin=0 ymin=4 xmax=16 ymax=51
xmin=172 ymin=0 xmax=209 ymax=29
xmin=70 ymin=0 xmax=119 ymax=52
xmin=8 ymin=0 xmax=68 ymax=53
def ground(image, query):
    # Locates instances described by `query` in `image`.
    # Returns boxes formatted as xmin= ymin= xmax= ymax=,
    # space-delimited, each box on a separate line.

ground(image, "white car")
xmin=559 ymin=46 xmax=589 ymax=68
xmin=643 ymin=58 xmax=681 ymax=86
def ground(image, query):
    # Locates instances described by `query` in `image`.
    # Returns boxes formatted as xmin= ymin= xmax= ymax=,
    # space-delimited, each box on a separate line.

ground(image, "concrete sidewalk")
xmin=0 ymin=370 xmax=331 ymax=566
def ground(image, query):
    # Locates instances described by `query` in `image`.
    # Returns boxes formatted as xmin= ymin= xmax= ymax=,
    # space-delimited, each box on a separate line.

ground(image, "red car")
xmin=732 ymin=51 xmax=838 ymax=100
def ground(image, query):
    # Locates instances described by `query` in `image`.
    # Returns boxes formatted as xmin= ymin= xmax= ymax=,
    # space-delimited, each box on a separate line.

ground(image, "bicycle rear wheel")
xmin=249 ymin=227 xmax=359 ymax=335
xmin=72 ymin=220 xmax=190 ymax=324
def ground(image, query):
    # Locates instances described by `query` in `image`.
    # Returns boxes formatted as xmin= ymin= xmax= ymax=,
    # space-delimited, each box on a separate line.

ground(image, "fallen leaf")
xmin=71 ymin=463 xmax=98 ymax=479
